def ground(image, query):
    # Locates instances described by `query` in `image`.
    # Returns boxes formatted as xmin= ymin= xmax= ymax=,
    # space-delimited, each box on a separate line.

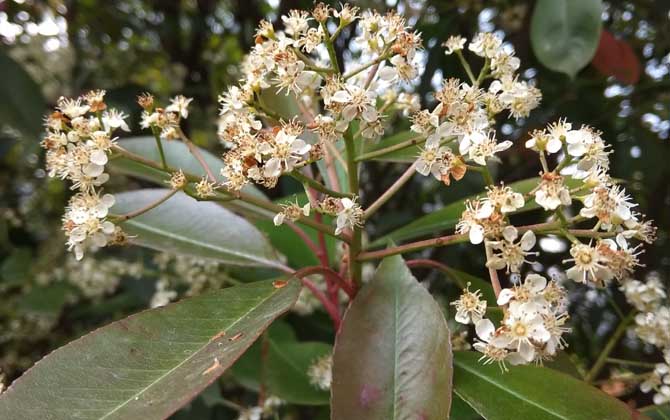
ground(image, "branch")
xmin=112 ymin=189 xmax=178 ymax=221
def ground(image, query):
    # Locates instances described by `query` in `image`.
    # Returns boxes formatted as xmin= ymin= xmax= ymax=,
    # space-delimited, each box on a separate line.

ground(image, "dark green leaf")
xmin=331 ymin=255 xmax=452 ymax=419
xmin=0 ymin=51 xmax=46 ymax=140
xmin=113 ymin=189 xmax=283 ymax=269
xmin=0 ymin=280 xmax=301 ymax=420
xmin=530 ymin=0 xmax=603 ymax=77
xmin=231 ymin=322 xmax=331 ymax=405
xmin=453 ymin=351 xmax=637 ymax=420
xmin=371 ymin=177 xmax=579 ymax=247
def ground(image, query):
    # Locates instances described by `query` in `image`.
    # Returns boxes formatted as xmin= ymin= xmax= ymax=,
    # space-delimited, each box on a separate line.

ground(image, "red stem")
xmin=300 ymin=277 xmax=341 ymax=330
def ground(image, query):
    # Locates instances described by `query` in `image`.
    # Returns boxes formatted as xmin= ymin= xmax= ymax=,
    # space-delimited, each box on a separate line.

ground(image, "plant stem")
xmin=484 ymin=241 xmax=502 ymax=298
xmin=585 ymin=311 xmax=635 ymax=383
xmin=343 ymin=53 xmax=390 ymax=80
xmin=151 ymin=128 xmax=168 ymax=169
xmin=343 ymin=128 xmax=362 ymax=289
xmin=455 ymin=50 xmax=477 ymax=85
xmin=177 ymin=128 xmax=217 ymax=182
xmin=289 ymin=170 xmax=353 ymax=198
xmin=292 ymin=265 xmax=355 ymax=299
xmin=405 ymin=259 xmax=467 ymax=289
xmin=481 ymin=165 xmax=495 ymax=186
xmin=363 ymin=162 xmax=416 ymax=220
xmin=354 ymin=135 xmax=425 ymax=162
xmin=321 ymin=22 xmax=340 ymax=73
xmin=110 ymin=144 xmax=341 ymax=239
xmin=357 ymin=220 xmax=564 ymax=261
xmin=112 ymin=189 xmax=178 ymax=221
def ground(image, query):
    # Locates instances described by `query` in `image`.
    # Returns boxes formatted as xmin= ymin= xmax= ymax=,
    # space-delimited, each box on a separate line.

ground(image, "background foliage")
xmin=1 ymin=0 xmax=669 ymax=418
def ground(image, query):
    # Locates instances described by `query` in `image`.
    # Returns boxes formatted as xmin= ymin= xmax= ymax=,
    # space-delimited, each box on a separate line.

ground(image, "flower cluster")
xmin=412 ymin=33 xmax=539 ymax=184
xmin=42 ymin=91 xmax=127 ymax=260
xmin=470 ymin=274 xmax=569 ymax=369
xmin=307 ymin=354 xmax=333 ymax=391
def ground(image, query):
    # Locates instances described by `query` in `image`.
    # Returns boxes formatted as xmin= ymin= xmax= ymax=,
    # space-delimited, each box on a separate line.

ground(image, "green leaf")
xmin=641 ymin=404 xmax=670 ymax=420
xmin=231 ymin=321 xmax=331 ymax=405
xmin=0 ymin=280 xmax=302 ymax=420
xmin=331 ymin=255 xmax=452 ymax=419
xmin=110 ymin=137 xmax=265 ymax=200
xmin=359 ymin=130 xmax=421 ymax=163
xmin=113 ymin=189 xmax=283 ymax=269
xmin=530 ymin=0 xmax=603 ymax=78
xmin=453 ymin=351 xmax=638 ymax=420
xmin=371 ymin=177 xmax=544 ymax=247
xmin=0 ymin=51 xmax=46 ymax=140
xmin=265 ymin=340 xmax=331 ymax=405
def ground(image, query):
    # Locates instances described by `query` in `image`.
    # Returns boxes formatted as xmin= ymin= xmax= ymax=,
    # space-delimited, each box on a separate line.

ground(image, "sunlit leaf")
xmin=530 ymin=0 xmax=603 ymax=77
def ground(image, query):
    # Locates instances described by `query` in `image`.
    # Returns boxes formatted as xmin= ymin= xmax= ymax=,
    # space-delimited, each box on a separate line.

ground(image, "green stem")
xmin=354 ymin=135 xmax=425 ymax=162
xmin=151 ymin=128 xmax=168 ymax=169
xmin=584 ymin=311 xmax=635 ymax=384
xmin=289 ymin=171 xmax=353 ymax=199
xmin=343 ymin=128 xmax=362 ymax=289
xmin=343 ymin=53 xmax=391 ymax=80
xmin=363 ymin=162 xmax=417 ymax=220
xmin=455 ymin=50 xmax=477 ymax=85
xmin=321 ymin=22 xmax=340 ymax=73
xmin=605 ymin=358 xmax=657 ymax=369
xmin=481 ymin=165 xmax=495 ymax=186
xmin=111 ymin=189 xmax=178 ymax=221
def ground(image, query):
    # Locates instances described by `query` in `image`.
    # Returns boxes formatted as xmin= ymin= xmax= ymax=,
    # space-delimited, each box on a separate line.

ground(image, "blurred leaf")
xmin=0 ymin=280 xmax=301 ymax=420
xmin=331 ymin=255 xmax=452 ymax=419
xmin=113 ymin=189 xmax=283 ymax=269
xmin=0 ymin=50 xmax=46 ymax=140
xmin=450 ymin=394 xmax=482 ymax=420
xmin=453 ymin=351 xmax=637 ymax=420
xmin=0 ymin=247 xmax=32 ymax=286
xmin=530 ymin=0 xmax=603 ymax=77
xmin=231 ymin=321 xmax=331 ymax=405
xmin=265 ymin=340 xmax=331 ymax=405
xmin=641 ymin=404 xmax=670 ymax=420
xmin=591 ymin=30 xmax=641 ymax=84
xmin=16 ymin=282 xmax=75 ymax=318
xmin=110 ymin=137 xmax=264 ymax=199
xmin=371 ymin=177 xmax=551 ymax=247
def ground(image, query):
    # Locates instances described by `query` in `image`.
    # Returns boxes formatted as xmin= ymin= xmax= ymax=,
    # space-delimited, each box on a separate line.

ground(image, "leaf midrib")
xmin=99 ymin=287 xmax=282 ymax=420
xmin=454 ymin=359 xmax=568 ymax=420
xmin=124 ymin=217 xmax=281 ymax=269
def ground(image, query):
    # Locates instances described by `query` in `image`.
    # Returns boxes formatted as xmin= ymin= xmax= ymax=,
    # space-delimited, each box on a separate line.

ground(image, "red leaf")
xmin=591 ymin=30 xmax=641 ymax=84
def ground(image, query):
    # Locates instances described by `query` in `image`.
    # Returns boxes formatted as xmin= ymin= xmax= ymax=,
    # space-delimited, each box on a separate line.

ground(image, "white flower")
xmin=473 ymin=318 xmax=521 ymax=370
xmin=564 ymin=242 xmax=613 ymax=286
xmin=307 ymin=354 xmax=333 ymax=391
xmin=451 ymin=284 xmax=487 ymax=324
xmin=486 ymin=226 xmax=537 ymax=274
xmin=416 ymin=145 xmax=450 ymax=179
xmin=499 ymin=301 xmax=551 ymax=362
xmin=259 ymin=130 xmax=311 ymax=177
xmin=273 ymin=202 xmax=310 ymax=226
xmin=335 ymin=198 xmax=363 ymax=235
xmin=443 ymin=35 xmax=466 ymax=55
xmin=497 ymin=273 xmax=548 ymax=308
xmin=464 ymin=131 xmax=512 ymax=165
xmin=281 ymin=9 xmax=310 ymax=38
xmin=580 ymin=184 xmax=635 ymax=228
xmin=468 ymin=32 xmax=503 ymax=59
xmin=534 ymin=173 xmax=571 ymax=211
xmin=57 ymin=96 xmax=89 ymax=118
xmin=331 ymin=85 xmax=378 ymax=123
xmin=456 ymin=200 xmax=488 ymax=244
xmin=102 ymin=109 xmax=130 ymax=132
xmin=621 ymin=277 xmax=666 ymax=312
xmin=165 ymin=95 xmax=193 ymax=119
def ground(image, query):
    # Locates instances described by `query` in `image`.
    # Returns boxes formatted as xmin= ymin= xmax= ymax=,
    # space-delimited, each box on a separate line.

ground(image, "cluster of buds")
xmin=454 ymin=274 xmax=569 ymax=369
xmin=42 ymin=91 xmax=128 ymax=260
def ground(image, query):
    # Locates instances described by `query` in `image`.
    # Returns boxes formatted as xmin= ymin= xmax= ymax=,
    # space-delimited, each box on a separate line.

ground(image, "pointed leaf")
xmin=0 ymin=280 xmax=302 ymax=420
xmin=331 ymin=255 xmax=452 ymax=419
xmin=113 ymin=189 xmax=283 ymax=269
xmin=530 ymin=0 xmax=603 ymax=77
xmin=453 ymin=351 xmax=638 ymax=420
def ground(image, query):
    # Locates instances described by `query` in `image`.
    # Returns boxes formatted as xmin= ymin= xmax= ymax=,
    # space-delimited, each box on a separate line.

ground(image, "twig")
xmin=585 ymin=311 xmax=635 ymax=383
xmin=363 ymin=162 xmax=417 ymax=220
xmin=112 ymin=189 xmax=178 ymax=221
